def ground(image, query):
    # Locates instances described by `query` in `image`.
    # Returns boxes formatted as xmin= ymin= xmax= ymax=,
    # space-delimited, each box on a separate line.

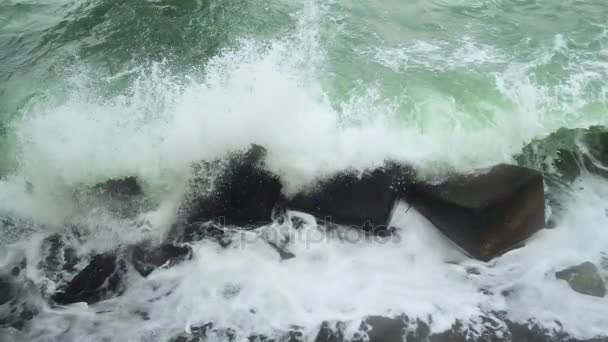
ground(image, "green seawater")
xmin=1 ymin=1 xmax=607 ymax=176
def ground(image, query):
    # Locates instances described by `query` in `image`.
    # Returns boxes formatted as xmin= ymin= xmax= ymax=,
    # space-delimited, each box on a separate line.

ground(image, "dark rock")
xmin=52 ymin=253 xmax=127 ymax=305
xmin=168 ymin=222 xmax=232 ymax=247
xmin=134 ymin=310 xmax=150 ymax=320
xmin=0 ymin=277 xmax=39 ymax=330
xmin=286 ymin=329 xmax=304 ymax=342
xmin=343 ymin=315 xmax=608 ymax=342
xmin=517 ymin=126 xmax=608 ymax=185
xmin=76 ymin=176 xmax=146 ymax=218
xmin=579 ymin=126 xmax=608 ymax=178
xmin=93 ymin=176 xmax=143 ymax=198
xmin=514 ymin=127 xmax=608 ymax=223
xmin=182 ymin=145 xmax=284 ymax=227
xmin=170 ymin=336 xmax=193 ymax=342
xmin=191 ymin=322 xmax=214 ymax=334
xmin=363 ymin=315 xmax=433 ymax=342
xmin=0 ymin=277 xmax=13 ymax=305
xmin=291 ymin=216 xmax=306 ymax=229
xmin=226 ymin=328 xmax=237 ymax=341
xmin=169 ymin=323 xmax=214 ymax=342
xmin=288 ymin=163 xmax=412 ymax=232
xmin=364 ymin=316 xmax=405 ymax=342
xmin=504 ymin=320 xmax=608 ymax=342
xmin=315 ymin=321 xmax=345 ymax=342
xmin=38 ymin=234 xmax=79 ymax=276
xmin=168 ymin=316 xmax=607 ymax=342
xmin=130 ymin=243 xmax=192 ymax=277
xmin=405 ymin=164 xmax=545 ymax=261
xmin=555 ymin=262 xmax=606 ymax=298
xmin=248 ymin=334 xmax=274 ymax=342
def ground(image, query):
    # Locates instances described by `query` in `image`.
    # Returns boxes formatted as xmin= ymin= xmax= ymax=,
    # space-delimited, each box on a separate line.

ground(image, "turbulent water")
xmin=1 ymin=0 xmax=608 ymax=341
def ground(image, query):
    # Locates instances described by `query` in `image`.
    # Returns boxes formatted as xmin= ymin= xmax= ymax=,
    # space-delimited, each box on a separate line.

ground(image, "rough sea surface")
xmin=1 ymin=0 xmax=608 ymax=341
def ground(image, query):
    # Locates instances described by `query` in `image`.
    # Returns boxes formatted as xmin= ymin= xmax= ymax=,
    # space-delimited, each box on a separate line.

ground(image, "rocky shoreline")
xmin=2 ymin=130 xmax=608 ymax=340
xmin=166 ymin=315 xmax=608 ymax=342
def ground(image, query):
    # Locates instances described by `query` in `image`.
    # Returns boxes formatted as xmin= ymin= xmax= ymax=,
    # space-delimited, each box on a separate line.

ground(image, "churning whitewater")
xmin=1 ymin=0 xmax=608 ymax=341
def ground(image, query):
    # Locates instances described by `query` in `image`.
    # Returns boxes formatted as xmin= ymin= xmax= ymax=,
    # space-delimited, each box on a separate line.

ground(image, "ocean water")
xmin=1 ymin=0 xmax=608 ymax=341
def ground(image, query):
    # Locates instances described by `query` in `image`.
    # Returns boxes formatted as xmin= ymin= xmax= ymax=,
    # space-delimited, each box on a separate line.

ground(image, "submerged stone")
xmin=52 ymin=253 xmax=127 ymax=305
xmin=517 ymin=126 xmax=608 ymax=184
xmin=288 ymin=163 xmax=412 ymax=232
xmin=182 ymin=145 xmax=283 ymax=227
xmin=555 ymin=262 xmax=606 ymax=298
xmin=405 ymin=164 xmax=545 ymax=261
xmin=130 ymin=243 xmax=192 ymax=277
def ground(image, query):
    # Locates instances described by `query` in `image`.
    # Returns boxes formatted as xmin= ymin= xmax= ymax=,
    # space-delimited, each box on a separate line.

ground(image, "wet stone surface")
xmin=52 ymin=253 xmax=127 ymax=305
xmin=556 ymin=262 xmax=607 ymax=298
xmin=405 ymin=164 xmax=545 ymax=261
xmin=181 ymin=145 xmax=284 ymax=227
xmin=130 ymin=242 xmax=192 ymax=277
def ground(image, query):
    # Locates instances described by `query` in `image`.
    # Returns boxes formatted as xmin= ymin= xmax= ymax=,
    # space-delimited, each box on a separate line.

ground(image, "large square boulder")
xmin=405 ymin=164 xmax=545 ymax=261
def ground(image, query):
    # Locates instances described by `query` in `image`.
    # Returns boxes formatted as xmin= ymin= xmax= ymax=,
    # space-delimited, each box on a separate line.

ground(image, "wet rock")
xmin=166 ymin=316 xmax=608 ymax=342
xmin=134 ymin=310 xmax=150 ymax=321
xmin=315 ymin=321 xmax=346 ymax=342
xmin=38 ymin=234 xmax=79 ymax=277
xmin=514 ymin=127 xmax=608 ymax=222
xmin=0 ymin=277 xmax=13 ymax=305
xmin=288 ymin=163 xmax=412 ymax=233
xmin=555 ymin=262 xmax=606 ymax=298
xmin=248 ymin=334 xmax=275 ymax=342
xmin=92 ymin=176 xmax=143 ymax=198
xmin=0 ymin=216 xmax=39 ymax=245
xmin=52 ymin=253 xmax=127 ymax=305
xmin=170 ymin=336 xmax=199 ymax=342
xmin=290 ymin=216 xmax=306 ymax=229
xmin=285 ymin=329 xmax=304 ymax=342
xmin=361 ymin=315 xmax=433 ymax=342
xmin=517 ymin=126 xmax=608 ymax=185
xmin=505 ymin=321 xmax=562 ymax=342
xmin=504 ymin=320 xmax=608 ymax=342
xmin=348 ymin=315 xmax=608 ymax=342
xmin=72 ymin=176 xmax=146 ymax=218
xmin=170 ymin=337 xmax=188 ymax=342
xmin=0 ymin=277 xmax=39 ymax=330
xmin=363 ymin=316 xmax=405 ymax=342
xmin=405 ymin=164 xmax=545 ymax=261
xmin=182 ymin=145 xmax=283 ymax=227
xmin=168 ymin=222 xmax=232 ymax=247
xmin=169 ymin=323 xmax=242 ymax=342
xmin=130 ymin=243 xmax=192 ymax=277
xmin=581 ymin=127 xmax=608 ymax=175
